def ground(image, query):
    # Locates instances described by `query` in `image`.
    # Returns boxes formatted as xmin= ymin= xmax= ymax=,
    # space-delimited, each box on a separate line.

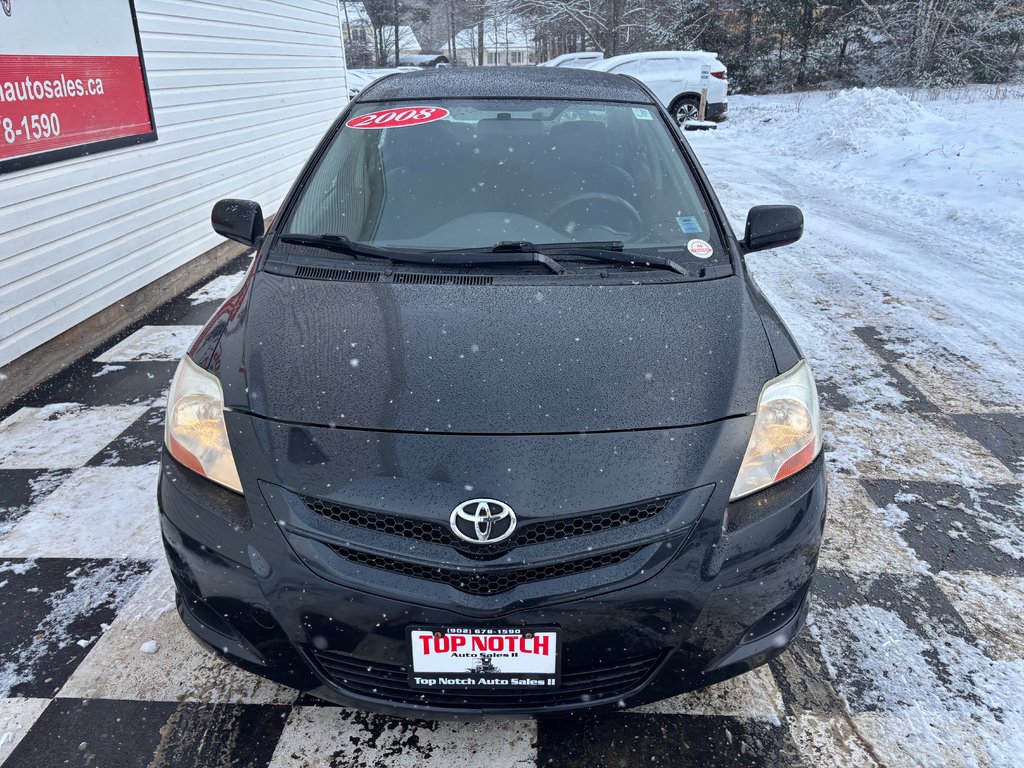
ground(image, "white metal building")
xmin=0 ymin=0 xmax=347 ymax=384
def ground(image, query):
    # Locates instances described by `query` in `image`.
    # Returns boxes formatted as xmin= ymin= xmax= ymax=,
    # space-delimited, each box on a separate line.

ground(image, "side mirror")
xmin=742 ymin=205 xmax=803 ymax=253
xmin=212 ymin=199 xmax=264 ymax=247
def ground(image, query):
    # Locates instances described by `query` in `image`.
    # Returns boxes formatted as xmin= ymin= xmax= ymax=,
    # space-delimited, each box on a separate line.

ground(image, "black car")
xmin=160 ymin=67 xmax=826 ymax=717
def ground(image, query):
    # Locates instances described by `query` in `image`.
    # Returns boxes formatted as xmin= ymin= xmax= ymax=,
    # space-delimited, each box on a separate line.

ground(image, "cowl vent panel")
xmin=391 ymin=273 xmax=494 ymax=286
xmin=294 ymin=266 xmax=381 ymax=282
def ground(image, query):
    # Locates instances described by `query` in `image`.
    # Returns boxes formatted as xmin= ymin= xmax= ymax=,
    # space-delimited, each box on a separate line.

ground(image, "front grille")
xmin=301 ymin=495 xmax=673 ymax=550
xmin=328 ymin=545 xmax=640 ymax=596
xmin=312 ymin=648 xmax=663 ymax=709
xmin=303 ymin=498 xmax=450 ymax=544
xmin=514 ymin=498 xmax=669 ymax=544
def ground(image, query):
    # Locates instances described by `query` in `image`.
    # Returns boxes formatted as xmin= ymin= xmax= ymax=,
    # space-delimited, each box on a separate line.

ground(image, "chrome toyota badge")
xmin=450 ymin=498 xmax=517 ymax=544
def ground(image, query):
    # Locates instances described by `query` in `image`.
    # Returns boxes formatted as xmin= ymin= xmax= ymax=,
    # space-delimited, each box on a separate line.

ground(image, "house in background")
xmin=340 ymin=1 xmax=421 ymax=66
xmin=452 ymin=16 xmax=535 ymax=66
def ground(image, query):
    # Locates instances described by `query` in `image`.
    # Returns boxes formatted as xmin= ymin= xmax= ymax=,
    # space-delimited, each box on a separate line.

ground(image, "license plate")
xmin=408 ymin=627 xmax=560 ymax=689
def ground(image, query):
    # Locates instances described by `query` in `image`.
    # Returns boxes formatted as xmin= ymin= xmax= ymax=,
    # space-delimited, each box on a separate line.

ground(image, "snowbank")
xmin=722 ymin=87 xmax=1024 ymax=222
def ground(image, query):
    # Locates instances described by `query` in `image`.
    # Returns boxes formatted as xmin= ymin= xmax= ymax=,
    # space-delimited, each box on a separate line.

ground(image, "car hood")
xmin=215 ymin=271 xmax=777 ymax=434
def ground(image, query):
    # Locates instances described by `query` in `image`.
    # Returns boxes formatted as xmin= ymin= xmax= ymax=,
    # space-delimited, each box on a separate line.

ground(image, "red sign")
xmin=0 ymin=55 xmax=153 ymax=160
xmin=0 ymin=1 xmax=155 ymax=173
xmin=346 ymin=106 xmax=449 ymax=130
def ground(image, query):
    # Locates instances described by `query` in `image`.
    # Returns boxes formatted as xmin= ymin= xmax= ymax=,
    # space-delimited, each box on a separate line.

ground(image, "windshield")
xmin=284 ymin=99 xmax=727 ymax=267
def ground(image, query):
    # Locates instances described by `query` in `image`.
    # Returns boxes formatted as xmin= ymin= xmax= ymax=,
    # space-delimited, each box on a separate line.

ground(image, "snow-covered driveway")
xmin=1 ymin=88 xmax=1022 ymax=767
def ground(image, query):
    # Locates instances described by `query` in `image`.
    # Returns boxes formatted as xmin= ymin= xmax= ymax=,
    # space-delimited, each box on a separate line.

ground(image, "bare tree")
xmin=466 ymin=0 xmax=1022 ymax=86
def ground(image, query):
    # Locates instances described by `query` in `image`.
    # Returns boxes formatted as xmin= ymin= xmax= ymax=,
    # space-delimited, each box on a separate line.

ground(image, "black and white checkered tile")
xmin=1 ymin=250 xmax=1021 ymax=767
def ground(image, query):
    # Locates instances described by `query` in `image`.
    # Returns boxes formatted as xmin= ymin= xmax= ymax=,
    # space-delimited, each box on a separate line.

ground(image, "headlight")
xmin=730 ymin=360 xmax=821 ymax=501
xmin=164 ymin=356 xmax=243 ymax=494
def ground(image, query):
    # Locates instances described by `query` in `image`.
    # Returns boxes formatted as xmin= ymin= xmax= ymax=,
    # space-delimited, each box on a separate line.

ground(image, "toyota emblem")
xmin=450 ymin=498 xmax=517 ymax=544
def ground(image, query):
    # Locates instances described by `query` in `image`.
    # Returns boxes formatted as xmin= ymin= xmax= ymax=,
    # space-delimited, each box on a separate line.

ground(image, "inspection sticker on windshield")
xmin=687 ymin=239 xmax=714 ymax=258
xmin=676 ymin=216 xmax=703 ymax=234
xmin=632 ymin=107 xmax=654 ymax=120
xmin=346 ymin=106 xmax=450 ymax=130
xmin=409 ymin=627 xmax=560 ymax=688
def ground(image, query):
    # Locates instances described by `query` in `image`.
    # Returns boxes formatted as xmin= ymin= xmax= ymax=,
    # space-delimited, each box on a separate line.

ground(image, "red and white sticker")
xmin=345 ymin=106 xmax=449 ymax=130
xmin=687 ymin=238 xmax=714 ymax=259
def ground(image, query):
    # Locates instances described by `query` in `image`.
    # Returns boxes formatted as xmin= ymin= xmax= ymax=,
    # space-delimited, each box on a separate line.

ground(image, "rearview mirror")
xmin=742 ymin=205 xmax=803 ymax=253
xmin=212 ymin=199 xmax=264 ymax=247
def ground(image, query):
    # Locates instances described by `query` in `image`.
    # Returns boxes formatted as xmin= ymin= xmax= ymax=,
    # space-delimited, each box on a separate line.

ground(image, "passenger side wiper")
xmin=279 ymin=234 xmax=565 ymax=274
xmin=490 ymin=240 xmax=695 ymax=277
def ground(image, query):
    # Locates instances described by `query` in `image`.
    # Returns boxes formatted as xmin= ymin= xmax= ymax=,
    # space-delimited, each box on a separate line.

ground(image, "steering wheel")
xmin=548 ymin=193 xmax=643 ymax=239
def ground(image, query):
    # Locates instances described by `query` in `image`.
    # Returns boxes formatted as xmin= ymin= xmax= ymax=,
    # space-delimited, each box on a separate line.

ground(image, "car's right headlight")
xmin=729 ymin=360 xmax=821 ymax=501
xmin=164 ymin=356 xmax=243 ymax=494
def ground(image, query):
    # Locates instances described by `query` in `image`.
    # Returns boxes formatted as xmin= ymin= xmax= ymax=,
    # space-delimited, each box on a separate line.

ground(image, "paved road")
xmin=1 ymin=120 xmax=1021 ymax=766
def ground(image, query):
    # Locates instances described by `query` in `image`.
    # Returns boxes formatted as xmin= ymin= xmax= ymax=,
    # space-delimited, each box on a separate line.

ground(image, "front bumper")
xmin=158 ymin=439 xmax=826 ymax=718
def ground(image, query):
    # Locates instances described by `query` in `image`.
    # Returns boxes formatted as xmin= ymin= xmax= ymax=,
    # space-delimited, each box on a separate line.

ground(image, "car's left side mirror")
xmin=212 ymin=199 xmax=264 ymax=248
xmin=742 ymin=205 xmax=803 ymax=253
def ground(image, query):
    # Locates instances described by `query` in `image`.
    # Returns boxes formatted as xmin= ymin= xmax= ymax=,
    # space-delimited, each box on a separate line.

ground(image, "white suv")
xmin=587 ymin=51 xmax=728 ymax=124
xmin=537 ymin=52 xmax=605 ymax=68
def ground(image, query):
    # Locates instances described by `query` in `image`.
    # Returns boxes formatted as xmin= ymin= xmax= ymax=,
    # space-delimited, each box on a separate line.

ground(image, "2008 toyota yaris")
xmin=159 ymin=67 xmax=826 ymax=716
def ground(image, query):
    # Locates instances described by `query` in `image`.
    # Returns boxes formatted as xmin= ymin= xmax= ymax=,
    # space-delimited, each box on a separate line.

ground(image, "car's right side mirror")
xmin=742 ymin=205 xmax=803 ymax=253
xmin=212 ymin=199 xmax=265 ymax=248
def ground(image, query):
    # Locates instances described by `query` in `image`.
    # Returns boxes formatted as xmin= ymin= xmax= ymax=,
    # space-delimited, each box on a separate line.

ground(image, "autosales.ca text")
xmin=0 ymin=75 xmax=104 ymax=104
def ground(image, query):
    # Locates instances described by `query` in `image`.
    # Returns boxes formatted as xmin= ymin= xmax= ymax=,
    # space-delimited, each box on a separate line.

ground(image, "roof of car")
xmin=590 ymin=50 xmax=720 ymax=69
xmin=355 ymin=66 xmax=657 ymax=104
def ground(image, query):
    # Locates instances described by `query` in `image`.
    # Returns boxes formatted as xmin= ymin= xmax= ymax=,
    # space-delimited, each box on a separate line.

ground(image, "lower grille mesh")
xmin=312 ymin=648 xmax=662 ymax=709
xmin=328 ymin=545 xmax=640 ymax=595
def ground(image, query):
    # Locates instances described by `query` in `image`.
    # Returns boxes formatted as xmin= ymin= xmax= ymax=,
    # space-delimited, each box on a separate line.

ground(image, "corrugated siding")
xmin=0 ymin=0 xmax=347 ymax=368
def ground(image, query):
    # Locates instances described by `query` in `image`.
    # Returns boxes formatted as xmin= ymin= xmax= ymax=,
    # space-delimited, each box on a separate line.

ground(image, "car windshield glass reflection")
xmin=284 ymin=99 xmax=723 ymax=263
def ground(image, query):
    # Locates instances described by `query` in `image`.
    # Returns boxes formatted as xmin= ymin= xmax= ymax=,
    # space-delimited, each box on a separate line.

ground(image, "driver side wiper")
xmin=279 ymin=234 xmax=565 ymax=275
xmin=279 ymin=233 xmax=394 ymax=260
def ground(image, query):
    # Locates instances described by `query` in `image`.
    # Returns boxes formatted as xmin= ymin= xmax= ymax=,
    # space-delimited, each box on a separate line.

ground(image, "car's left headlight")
xmin=730 ymin=360 xmax=821 ymax=501
xmin=164 ymin=356 xmax=243 ymax=494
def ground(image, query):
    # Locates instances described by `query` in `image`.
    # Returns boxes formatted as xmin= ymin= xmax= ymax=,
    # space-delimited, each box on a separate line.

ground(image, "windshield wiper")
xmin=278 ymin=233 xmax=393 ymax=260
xmin=279 ymin=234 xmax=565 ymax=274
xmin=482 ymin=240 xmax=696 ymax=277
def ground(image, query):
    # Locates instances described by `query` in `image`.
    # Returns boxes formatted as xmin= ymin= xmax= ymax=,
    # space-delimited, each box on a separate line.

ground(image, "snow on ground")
xmin=187 ymin=271 xmax=248 ymax=305
xmin=0 ymin=464 xmax=162 ymax=559
xmin=95 ymin=325 xmax=203 ymax=363
xmin=0 ymin=404 xmax=150 ymax=470
xmin=0 ymin=560 xmax=146 ymax=698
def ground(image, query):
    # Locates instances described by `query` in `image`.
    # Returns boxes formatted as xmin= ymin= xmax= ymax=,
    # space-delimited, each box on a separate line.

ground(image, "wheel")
xmin=671 ymin=96 xmax=701 ymax=126
xmin=1 ymin=0 xmax=11 ymax=17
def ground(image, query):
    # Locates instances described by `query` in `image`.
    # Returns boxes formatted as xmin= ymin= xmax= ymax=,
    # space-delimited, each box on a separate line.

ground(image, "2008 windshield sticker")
xmin=346 ymin=106 xmax=449 ymax=129
xmin=687 ymin=239 xmax=714 ymax=259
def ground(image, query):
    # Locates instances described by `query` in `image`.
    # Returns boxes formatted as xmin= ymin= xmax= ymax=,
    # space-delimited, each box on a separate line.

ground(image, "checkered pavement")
xmin=1 ymin=253 xmax=1021 ymax=767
